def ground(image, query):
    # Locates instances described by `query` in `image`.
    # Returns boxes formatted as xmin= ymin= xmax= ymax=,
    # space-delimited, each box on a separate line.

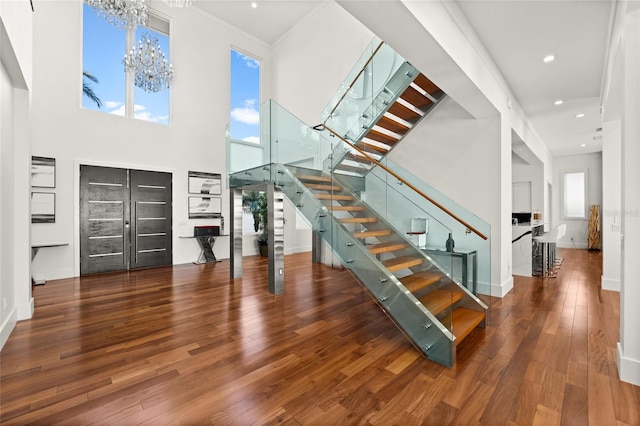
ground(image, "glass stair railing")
xmin=228 ymin=100 xmax=490 ymax=368
xmin=319 ymin=37 xmax=446 ymax=178
xmin=230 ymin=162 xmax=486 ymax=367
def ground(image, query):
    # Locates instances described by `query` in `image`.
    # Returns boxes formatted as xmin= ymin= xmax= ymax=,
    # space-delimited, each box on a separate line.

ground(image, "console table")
xmin=180 ymin=235 xmax=228 ymax=264
xmin=422 ymin=247 xmax=478 ymax=294
xmin=31 ymin=242 xmax=68 ymax=285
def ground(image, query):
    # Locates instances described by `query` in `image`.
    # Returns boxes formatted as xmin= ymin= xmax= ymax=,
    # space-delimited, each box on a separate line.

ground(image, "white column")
xmin=13 ymin=88 xmax=32 ymax=320
xmin=618 ymin=8 xmax=640 ymax=387
xmin=601 ymin=120 xmax=621 ymax=291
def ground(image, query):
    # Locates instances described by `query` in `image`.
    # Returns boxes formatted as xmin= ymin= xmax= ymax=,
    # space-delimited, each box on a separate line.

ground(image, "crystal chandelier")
xmin=123 ymin=33 xmax=175 ymax=93
xmin=87 ymin=0 xmax=148 ymax=29
xmin=162 ymin=0 xmax=193 ymax=7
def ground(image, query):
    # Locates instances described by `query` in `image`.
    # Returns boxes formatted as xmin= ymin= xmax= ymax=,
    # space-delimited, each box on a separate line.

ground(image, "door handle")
xmin=125 ymin=220 xmax=130 ymax=229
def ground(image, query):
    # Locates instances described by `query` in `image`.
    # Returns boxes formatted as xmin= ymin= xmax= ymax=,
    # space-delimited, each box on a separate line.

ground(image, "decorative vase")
xmin=445 ymin=233 xmax=455 ymax=252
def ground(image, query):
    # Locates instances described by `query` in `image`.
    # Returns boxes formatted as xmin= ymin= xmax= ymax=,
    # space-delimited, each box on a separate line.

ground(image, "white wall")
xmin=1 ymin=2 xmax=34 ymax=350
xmin=29 ymin=1 xmax=282 ymax=280
xmin=552 ymin=152 xmax=602 ymax=249
xmin=271 ymin=2 xmax=373 ymax=126
xmin=601 ymin=2 xmax=640 ymax=387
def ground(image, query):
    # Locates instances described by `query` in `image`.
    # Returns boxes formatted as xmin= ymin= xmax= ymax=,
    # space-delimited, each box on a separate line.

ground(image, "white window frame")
xmin=562 ymin=169 xmax=588 ymax=220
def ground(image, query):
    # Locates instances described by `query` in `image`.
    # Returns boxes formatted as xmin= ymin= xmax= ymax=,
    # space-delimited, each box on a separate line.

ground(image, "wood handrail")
xmin=324 ymin=41 xmax=385 ymax=123
xmin=324 ymin=126 xmax=489 ymax=241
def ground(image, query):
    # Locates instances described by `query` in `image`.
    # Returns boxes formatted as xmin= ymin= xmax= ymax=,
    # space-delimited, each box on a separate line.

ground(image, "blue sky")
xmin=230 ymin=50 xmax=260 ymax=143
xmin=82 ymin=4 xmax=260 ymax=135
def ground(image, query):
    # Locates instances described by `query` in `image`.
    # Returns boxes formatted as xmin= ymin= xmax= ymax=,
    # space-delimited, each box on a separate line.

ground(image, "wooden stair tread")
xmin=358 ymin=141 xmax=389 ymax=155
xmin=315 ymin=193 xmax=352 ymax=201
xmin=347 ymin=153 xmax=374 ymax=165
xmin=382 ymin=256 xmax=423 ymax=272
xmin=387 ymin=101 xmax=421 ymax=122
xmin=364 ymin=128 xmax=399 ymax=146
xmin=400 ymin=86 xmax=434 ymax=110
xmin=399 ymin=271 xmax=443 ymax=293
xmin=413 ymin=74 xmax=442 ymax=96
xmin=295 ymin=174 xmax=332 ymax=183
xmin=326 ymin=205 xmax=365 ymax=212
xmin=376 ymin=115 xmax=410 ymax=135
xmin=353 ymin=229 xmax=392 ymax=239
xmin=335 ymin=163 xmax=368 ymax=174
xmin=305 ymin=183 xmax=341 ymax=191
xmin=442 ymin=308 xmax=485 ymax=345
xmin=340 ymin=217 xmax=378 ymax=224
xmin=368 ymin=241 xmax=408 ymax=254
xmin=418 ymin=288 xmax=463 ymax=316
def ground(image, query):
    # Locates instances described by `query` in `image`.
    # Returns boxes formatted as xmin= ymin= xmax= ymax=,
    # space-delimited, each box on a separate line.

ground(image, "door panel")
xmin=80 ymin=166 xmax=172 ymax=275
xmin=80 ymin=166 xmax=129 ymax=275
xmin=130 ymin=170 xmax=172 ymax=270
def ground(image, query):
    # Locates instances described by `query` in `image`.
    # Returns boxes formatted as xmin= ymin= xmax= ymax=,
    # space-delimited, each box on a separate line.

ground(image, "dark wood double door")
xmin=80 ymin=165 xmax=172 ymax=275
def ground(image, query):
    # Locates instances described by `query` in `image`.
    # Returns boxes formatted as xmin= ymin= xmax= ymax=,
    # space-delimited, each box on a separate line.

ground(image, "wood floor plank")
xmin=1 ymin=249 xmax=638 ymax=425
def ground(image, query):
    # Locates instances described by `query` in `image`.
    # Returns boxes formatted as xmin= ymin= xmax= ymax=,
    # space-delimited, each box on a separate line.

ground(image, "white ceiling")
xmin=192 ymin=0 xmax=613 ymax=158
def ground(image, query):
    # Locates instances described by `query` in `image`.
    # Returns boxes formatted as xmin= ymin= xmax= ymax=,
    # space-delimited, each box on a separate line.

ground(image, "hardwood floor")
xmin=1 ymin=249 xmax=638 ymax=425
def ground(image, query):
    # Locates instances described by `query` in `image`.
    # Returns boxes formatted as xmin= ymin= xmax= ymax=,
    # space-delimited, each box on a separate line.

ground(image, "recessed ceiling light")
xmin=580 ymin=143 xmax=587 ymax=147
xmin=575 ymin=113 xmax=585 ymax=118
xmin=553 ymin=99 xmax=564 ymax=106
xmin=543 ymin=54 xmax=556 ymax=63
xmin=251 ymin=1 xmax=257 ymax=8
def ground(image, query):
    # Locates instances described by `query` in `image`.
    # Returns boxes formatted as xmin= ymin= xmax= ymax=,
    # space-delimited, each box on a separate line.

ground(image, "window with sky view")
xmin=82 ymin=3 xmax=170 ymax=125
xmin=230 ymin=49 xmax=260 ymax=143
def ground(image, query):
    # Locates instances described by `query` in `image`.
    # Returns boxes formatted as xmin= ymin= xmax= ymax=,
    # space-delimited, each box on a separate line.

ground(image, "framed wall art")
xmin=188 ymin=171 xmax=221 ymax=195
xmin=31 ymin=192 xmax=55 ymax=223
xmin=31 ymin=156 xmax=56 ymax=188
xmin=189 ymin=196 xmax=222 ymax=219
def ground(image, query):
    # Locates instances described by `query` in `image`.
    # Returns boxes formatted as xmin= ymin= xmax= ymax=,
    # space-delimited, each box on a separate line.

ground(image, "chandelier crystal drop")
xmin=162 ymin=0 xmax=193 ymax=7
xmin=87 ymin=0 xmax=148 ymax=29
xmin=123 ymin=33 xmax=175 ymax=93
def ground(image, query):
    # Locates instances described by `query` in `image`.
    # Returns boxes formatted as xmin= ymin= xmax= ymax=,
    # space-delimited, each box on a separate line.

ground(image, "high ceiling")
xmin=192 ymin=0 xmax=613 ymax=158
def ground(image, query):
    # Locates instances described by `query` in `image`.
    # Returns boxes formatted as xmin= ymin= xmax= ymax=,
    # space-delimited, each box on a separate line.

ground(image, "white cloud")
xmin=110 ymin=105 xmax=125 ymax=116
xmin=134 ymin=104 xmax=168 ymax=123
xmin=238 ymin=53 xmax=260 ymax=69
xmin=231 ymin=99 xmax=259 ymax=125
xmin=104 ymin=100 xmax=123 ymax=109
xmin=243 ymin=136 xmax=260 ymax=144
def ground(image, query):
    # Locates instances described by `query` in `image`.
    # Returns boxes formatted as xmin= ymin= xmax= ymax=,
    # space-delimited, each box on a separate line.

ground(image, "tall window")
xmin=563 ymin=170 xmax=587 ymax=219
xmin=82 ymin=4 xmax=170 ymax=125
xmin=230 ymin=49 xmax=260 ymax=143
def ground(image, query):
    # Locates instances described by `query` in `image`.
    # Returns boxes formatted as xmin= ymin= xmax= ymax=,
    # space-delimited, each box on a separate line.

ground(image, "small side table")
xmin=31 ymin=242 xmax=69 ymax=285
xmin=180 ymin=235 xmax=228 ymax=264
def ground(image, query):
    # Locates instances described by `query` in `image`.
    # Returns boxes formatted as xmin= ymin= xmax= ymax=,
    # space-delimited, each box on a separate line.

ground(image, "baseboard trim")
xmin=0 ymin=306 xmax=18 ymax=351
xmin=601 ymin=276 xmax=621 ymax=292
xmin=478 ymin=276 xmax=513 ymax=298
xmin=618 ymin=342 xmax=640 ymax=386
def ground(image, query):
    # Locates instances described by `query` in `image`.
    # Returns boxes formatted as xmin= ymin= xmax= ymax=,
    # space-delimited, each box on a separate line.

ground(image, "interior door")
xmin=80 ymin=165 xmax=172 ymax=275
xmin=80 ymin=165 xmax=130 ymax=275
xmin=130 ymin=169 xmax=172 ymax=269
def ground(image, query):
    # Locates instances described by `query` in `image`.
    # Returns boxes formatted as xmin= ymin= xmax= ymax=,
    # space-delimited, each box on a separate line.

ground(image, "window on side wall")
xmin=82 ymin=3 xmax=171 ymax=125
xmin=562 ymin=170 xmax=587 ymax=219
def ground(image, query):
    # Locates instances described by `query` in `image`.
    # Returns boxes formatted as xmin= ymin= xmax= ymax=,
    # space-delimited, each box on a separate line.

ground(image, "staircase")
xmin=228 ymin=38 xmax=490 ymax=368
xmin=323 ymin=54 xmax=445 ymax=178
xmin=292 ymin=170 xmax=486 ymax=366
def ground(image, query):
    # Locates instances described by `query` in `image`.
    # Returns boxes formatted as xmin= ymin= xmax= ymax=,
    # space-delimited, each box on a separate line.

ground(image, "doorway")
xmin=79 ymin=165 xmax=172 ymax=275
